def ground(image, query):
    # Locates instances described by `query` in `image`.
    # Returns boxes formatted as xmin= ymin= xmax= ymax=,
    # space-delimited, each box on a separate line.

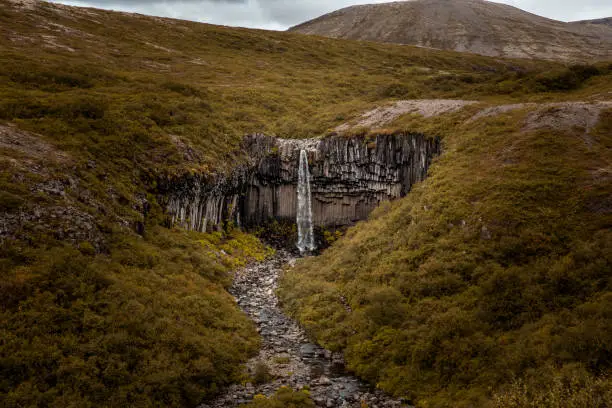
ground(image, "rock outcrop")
xmin=163 ymin=133 xmax=440 ymax=231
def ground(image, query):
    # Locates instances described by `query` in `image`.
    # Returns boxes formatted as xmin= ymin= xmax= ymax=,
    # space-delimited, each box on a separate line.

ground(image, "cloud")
xmin=54 ymin=0 xmax=612 ymax=30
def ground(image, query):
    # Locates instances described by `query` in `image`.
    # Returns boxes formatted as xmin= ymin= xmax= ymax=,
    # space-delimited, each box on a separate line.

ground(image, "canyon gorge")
xmin=163 ymin=133 xmax=441 ymax=238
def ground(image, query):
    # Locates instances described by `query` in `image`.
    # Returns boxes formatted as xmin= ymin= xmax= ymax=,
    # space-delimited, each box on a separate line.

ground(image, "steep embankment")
xmin=280 ymin=103 xmax=612 ymax=407
xmin=289 ymin=0 xmax=612 ymax=62
xmin=1 ymin=0 xmax=611 ymax=407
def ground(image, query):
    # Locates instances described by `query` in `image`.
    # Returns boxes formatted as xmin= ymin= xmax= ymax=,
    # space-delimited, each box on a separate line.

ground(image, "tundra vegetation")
xmin=279 ymin=108 xmax=612 ymax=407
xmin=0 ymin=0 xmax=611 ymax=407
xmin=241 ymin=387 xmax=315 ymax=408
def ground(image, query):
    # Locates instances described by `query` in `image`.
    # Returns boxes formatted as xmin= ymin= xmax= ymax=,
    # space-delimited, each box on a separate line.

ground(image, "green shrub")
xmin=252 ymin=361 xmax=273 ymax=385
xmin=9 ymin=70 xmax=93 ymax=90
xmin=0 ymin=227 xmax=271 ymax=407
xmin=0 ymin=99 xmax=52 ymax=119
xmin=0 ymin=190 xmax=24 ymax=211
xmin=61 ymin=97 xmax=107 ymax=120
xmin=492 ymin=367 xmax=612 ymax=408
xmin=533 ymin=64 xmax=601 ymax=91
xmin=378 ymin=82 xmax=414 ymax=98
xmin=162 ymin=81 xmax=205 ymax=97
xmin=241 ymin=387 xmax=315 ymax=408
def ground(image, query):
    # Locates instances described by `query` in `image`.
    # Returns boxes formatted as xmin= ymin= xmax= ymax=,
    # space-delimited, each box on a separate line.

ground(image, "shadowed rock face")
xmin=162 ymin=133 xmax=440 ymax=231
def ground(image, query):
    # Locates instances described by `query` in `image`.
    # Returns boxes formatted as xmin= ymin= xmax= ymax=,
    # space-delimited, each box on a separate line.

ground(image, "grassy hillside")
xmin=1 ymin=0 xmax=611 ymax=407
xmin=2 ymin=227 xmax=272 ymax=407
xmin=279 ymin=106 xmax=612 ymax=407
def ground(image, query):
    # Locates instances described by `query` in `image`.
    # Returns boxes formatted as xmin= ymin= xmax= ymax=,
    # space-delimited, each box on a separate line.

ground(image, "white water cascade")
xmin=296 ymin=149 xmax=316 ymax=253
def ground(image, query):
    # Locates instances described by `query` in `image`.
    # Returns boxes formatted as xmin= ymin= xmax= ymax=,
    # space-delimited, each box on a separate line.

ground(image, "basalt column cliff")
xmin=163 ymin=133 xmax=440 ymax=231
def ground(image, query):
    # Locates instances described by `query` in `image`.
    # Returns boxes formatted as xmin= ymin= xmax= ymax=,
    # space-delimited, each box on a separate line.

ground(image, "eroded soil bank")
xmin=200 ymin=252 xmax=410 ymax=408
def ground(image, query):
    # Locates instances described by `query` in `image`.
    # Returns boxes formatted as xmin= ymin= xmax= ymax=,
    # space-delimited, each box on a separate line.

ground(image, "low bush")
xmin=252 ymin=361 xmax=273 ymax=385
xmin=378 ymin=82 xmax=416 ymax=98
xmin=0 ymin=227 xmax=271 ymax=407
xmin=532 ymin=64 xmax=601 ymax=91
xmin=162 ymin=81 xmax=205 ymax=97
xmin=10 ymin=70 xmax=93 ymax=90
xmin=0 ymin=190 xmax=24 ymax=211
xmin=241 ymin=387 xmax=315 ymax=408
xmin=492 ymin=367 xmax=611 ymax=408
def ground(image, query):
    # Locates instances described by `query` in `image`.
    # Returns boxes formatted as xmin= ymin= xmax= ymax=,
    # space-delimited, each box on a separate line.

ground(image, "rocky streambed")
xmin=200 ymin=252 xmax=409 ymax=408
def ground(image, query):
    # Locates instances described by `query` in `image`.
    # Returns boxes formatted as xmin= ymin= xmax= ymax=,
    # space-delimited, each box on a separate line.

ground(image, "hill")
xmin=280 ymin=101 xmax=612 ymax=406
xmin=572 ymin=17 xmax=612 ymax=28
xmin=1 ymin=0 xmax=611 ymax=407
xmin=289 ymin=0 xmax=612 ymax=62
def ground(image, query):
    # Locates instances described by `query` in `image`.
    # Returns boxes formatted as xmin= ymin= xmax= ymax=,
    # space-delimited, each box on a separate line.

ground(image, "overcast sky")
xmin=52 ymin=0 xmax=612 ymax=30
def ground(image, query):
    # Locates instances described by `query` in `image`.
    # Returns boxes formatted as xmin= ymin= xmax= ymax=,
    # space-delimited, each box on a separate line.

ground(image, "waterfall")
xmin=296 ymin=149 xmax=315 ymax=253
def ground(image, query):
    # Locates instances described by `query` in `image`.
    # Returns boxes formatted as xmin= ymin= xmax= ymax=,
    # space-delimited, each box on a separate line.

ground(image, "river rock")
xmin=198 ymin=252 xmax=409 ymax=408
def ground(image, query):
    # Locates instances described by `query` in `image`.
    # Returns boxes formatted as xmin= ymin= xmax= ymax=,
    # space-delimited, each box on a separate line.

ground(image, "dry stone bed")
xmin=200 ymin=252 xmax=411 ymax=408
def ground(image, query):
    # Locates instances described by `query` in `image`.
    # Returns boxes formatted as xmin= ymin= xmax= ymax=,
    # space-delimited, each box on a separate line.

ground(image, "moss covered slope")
xmin=1 ymin=225 xmax=273 ymax=406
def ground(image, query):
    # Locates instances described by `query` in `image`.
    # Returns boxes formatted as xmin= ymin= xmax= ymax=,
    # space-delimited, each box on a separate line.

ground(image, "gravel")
xmin=199 ymin=252 xmax=412 ymax=408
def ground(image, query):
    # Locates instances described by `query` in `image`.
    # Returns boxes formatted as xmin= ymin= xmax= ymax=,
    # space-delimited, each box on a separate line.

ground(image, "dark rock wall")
xmin=163 ymin=133 xmax=440 ymax=231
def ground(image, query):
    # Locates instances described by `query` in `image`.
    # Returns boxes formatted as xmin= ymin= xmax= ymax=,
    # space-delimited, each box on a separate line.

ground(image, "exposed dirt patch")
xmin=141 ymin=60 xmax=171 ymax=72
xmin=0 ymin=124 xmax=69 ymax=172
xmin=468 ymin=101 xmax=612 ymax=148
xmin=41 ymin=34 xmax=76 ymax=52
xmin=336 ymin=100 xmax=611 ymax=151
xmin=524 ymin=102 xmax=612 ymax=148
xmin=1 ymin=204 xmax=103 ymax=248
xmin=469 ymin=101 xmax=612 ymax=129
xmin=169 ymin=134 xmax=203 ymax=162
xmin=468 ymin=103 xmax=537 ymax=122
xmin=40 ymin=21 xmax=95 ymax=39
xmin=0 ymin=124 xmax=106 ymax=247
xmin=6 ymin=0 xmax=37 ymax=10
xmin=336 ymin=99 xmax=477 ymax=132
xmin=7 ymin=32 xmax=37 ymax=45
xmin=143 ymin=41 xmax=177 ymax=53
xmin=189 ymin=58 xmax=210 ymax=66
xmin=592 ymin=166 xmax=612 ymax=183
xmin=523 ymin=102 xmax=612 ymax=134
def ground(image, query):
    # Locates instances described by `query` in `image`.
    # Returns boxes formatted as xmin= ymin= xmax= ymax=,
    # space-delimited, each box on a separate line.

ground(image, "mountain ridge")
xmin=289 ymin=0 xmax=612 ymax=61
xmin=571 ymin=17 xmax=612 ymax=28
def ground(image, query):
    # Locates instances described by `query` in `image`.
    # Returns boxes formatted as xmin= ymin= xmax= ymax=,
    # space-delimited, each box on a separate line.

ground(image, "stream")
xmin=199 ymin=252 xmax=409 ymax=408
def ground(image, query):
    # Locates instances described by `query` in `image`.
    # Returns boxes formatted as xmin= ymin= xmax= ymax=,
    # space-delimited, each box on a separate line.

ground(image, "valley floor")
xmin=202 ymin=252 xmax=407 ymax=408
